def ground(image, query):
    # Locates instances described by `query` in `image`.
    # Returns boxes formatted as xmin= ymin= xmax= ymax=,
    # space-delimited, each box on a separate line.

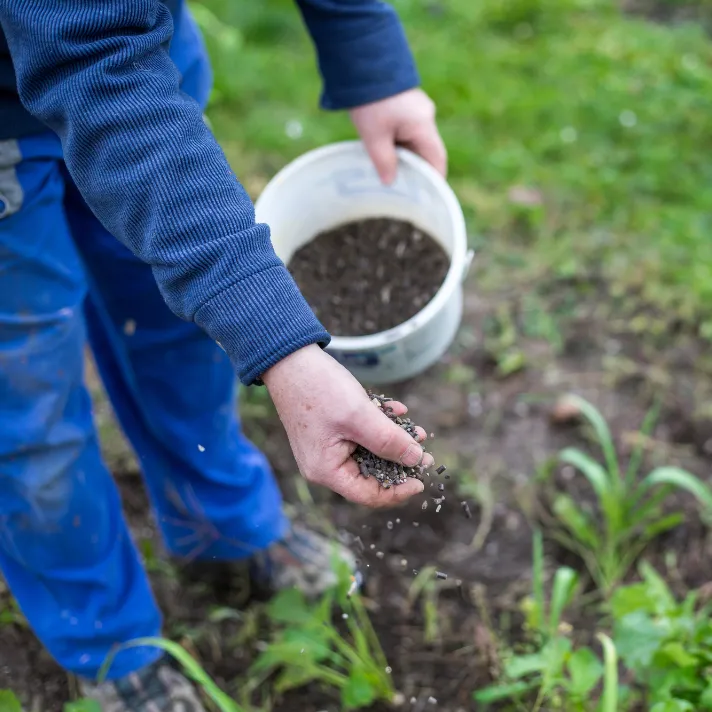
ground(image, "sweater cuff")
xmin=318 ymin=14 xmax=420 ymax=111
xmin=194 ymin=265 xmax=331 ymax=386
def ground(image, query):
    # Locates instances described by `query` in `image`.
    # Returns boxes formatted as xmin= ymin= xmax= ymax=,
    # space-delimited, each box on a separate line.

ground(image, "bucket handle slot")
xmin=461 ymin=249 xmax=474 ymax=283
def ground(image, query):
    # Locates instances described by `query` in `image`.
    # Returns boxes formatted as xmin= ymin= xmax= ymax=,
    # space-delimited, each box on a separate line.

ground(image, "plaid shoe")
xmin=80 ymin=658 xmax=205 ymax=712
xmin=250 ymin=523 xmax=362 ymax=599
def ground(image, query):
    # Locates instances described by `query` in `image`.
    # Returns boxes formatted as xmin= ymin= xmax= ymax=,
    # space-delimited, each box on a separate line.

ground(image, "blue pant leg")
xmin=0 ymin=134 xmax=161 ymax=680
xmin=63 ymin=178 xmax=288 ymax=562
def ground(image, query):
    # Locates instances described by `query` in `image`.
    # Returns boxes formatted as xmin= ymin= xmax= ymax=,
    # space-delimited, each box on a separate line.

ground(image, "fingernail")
xmin=399 ymin=443 xmax=424 ymax=468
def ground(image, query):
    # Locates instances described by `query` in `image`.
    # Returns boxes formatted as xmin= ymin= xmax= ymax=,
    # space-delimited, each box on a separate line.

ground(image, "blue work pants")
xmin=0 ymin=9 xmax=287 ymax=681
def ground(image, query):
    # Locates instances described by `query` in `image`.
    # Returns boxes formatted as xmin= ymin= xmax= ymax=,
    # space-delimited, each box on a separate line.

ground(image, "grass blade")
xmin=548 ymin=567 xmax=578 ymax=637
xmin=625 ymin=485 xmax=673 ymax=532
xmin=597 ymin=633 xmax=618 ymax=712
xmin=99 ymin=637 xmax=243 ymax=712
xmin=641 ymin=512 xmax=684 ymax=540
xmin=474 ymin=679 xmax=540 ymax=703
xmin=643 ymin=467 xmax=712 ymax=513
xmin=559 ymin=448 xmax=610 ymax=500
xmin=552 ymin=494 xmax=600 ymax=549
xmin=64 ymin=702 xmax=101 ymax=712
xmin=561 ymin=395 xmax=620 ymax=483
xmin=0 ymin=691 xmax=22 ymax=712
xmin=350 ymin=594 xmax=391 ymax=675
xmin=560 ymin=447 xmax=622 ymax=531
xmin=625 ymin=398 xmax=661 ymax=486
xmin=532 ymin=530 xmax=545 ymax=634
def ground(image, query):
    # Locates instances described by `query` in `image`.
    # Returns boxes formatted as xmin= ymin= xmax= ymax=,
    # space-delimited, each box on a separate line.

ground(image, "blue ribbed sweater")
xmin=0 ymin=0 xmax=420 ymax=384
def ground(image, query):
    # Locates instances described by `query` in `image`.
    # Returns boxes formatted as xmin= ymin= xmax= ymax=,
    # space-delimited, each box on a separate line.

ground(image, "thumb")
xmin=362 ymin=133 xmax=399 ymax=185
xmin=353 ymin=409 xmax=434 ymax=469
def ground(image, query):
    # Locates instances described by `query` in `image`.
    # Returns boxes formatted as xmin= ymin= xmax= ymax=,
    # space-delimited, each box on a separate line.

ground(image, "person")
xmin=0 ymin=0 xmax=447 ymax=709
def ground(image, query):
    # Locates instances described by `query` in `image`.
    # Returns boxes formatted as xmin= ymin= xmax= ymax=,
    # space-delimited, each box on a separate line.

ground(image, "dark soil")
xmin=288 ymin=218 xmax=449 ymax=336
xmin=3 ymin=252 xmax=712 ymax=711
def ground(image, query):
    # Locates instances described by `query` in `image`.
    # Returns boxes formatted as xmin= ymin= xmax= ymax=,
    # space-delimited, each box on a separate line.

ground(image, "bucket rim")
xmin=255 ymin=139 xmax=469 ymax=351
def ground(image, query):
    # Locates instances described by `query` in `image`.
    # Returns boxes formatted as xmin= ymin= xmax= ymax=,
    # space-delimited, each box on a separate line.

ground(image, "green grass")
xmin=194 ymin=0 xmax=712 ymax=331
xmin=541 ymin=394 xmax=712 ymax=597
xmin=474 ymin=531 xmax=620 ymax=712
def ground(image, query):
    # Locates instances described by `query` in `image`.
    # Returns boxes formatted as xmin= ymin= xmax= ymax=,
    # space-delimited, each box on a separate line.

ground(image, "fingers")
xmin=384 ymin=399 xmax=407 ymax=416
xmin=362 ymin=133 xmax=399 ymax=185
xmin=352 ymin=402 xmax=434 ymax=470
xmin=405 ymin=125 xmax=448 ymax=178
xmin=413 ymin=426 xmax=427 ymax=442
xmin=330 ymin=460 xmax=425 ymax=508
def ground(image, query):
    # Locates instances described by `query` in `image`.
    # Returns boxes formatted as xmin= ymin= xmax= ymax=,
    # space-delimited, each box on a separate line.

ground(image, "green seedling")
xmin=521 ymin=531 xmax=579 ymax=641
xmin=138 ymin=538 xmax=178 ymax=578
xmin=0 ymin=691 xmax=22 ymax=712
xmin=246 ymin=555 xmax=394 ymax=710
xmin=63 ymin=701 xmax=102 ymax=712
xmin=0 ymin=597 xmax=24 ymax=628
xmin=475 ymin=532 xmax=618 ymax=712
xmin=100 ymin=637 xmax=245 ymax=712
xmin=484 ymin=304 xmax=527 ymax=378
xmin=545 ymin=394 xmax=712 ymax=597
xmin=0 ymin=690 xmax=102 ymax=712
xmin=407 ymin=566 xmax=444 ymax=644
xmin=612 ymin=561 xmax=712 ymax=710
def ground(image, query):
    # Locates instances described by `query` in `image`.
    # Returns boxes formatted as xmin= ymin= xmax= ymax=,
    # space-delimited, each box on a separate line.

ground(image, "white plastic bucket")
xmin=254 ymin=140 xmax=472 ymax=385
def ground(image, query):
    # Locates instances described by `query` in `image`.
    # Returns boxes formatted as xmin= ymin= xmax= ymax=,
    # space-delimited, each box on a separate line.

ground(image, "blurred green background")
xmin=192 ymin=0 xmax=712 ymax=335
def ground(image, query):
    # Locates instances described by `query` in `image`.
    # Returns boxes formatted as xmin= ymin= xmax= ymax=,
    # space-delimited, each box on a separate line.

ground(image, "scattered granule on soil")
xmin=287 ymin=217 xmax=449 ymax=336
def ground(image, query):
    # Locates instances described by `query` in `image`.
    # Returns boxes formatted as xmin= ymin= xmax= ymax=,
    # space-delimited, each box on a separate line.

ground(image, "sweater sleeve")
xmin=294 ymin=0 xmax=420 ymax=110
xmin=0 ymin=0 xmax=330 ymax=385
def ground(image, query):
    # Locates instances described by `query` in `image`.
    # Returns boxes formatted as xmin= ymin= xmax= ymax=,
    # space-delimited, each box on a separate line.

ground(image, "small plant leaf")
xmin=644 ymin=467 xmax=712 ymax=513
xmin=283 ymin=627 xmax=333 ymax=660
xmin=531 ymin=530 xmax=545 ymax=634
xmin=561 ymin=395 xmax=620 ymax=481
xmin=699 ymin=682 xmax=712 ymax=709
xmin=250 ymin=633 xmax=331 ymax=674
xmin=639 ymin=561 xmax=677 ymax=612
xmin=0 ymin=691 xmax=22 ymax=712
xmin=650 ymin=701 xmax=695 ymax=712
xmin=541 ymin=636 xmax=572 ymax=680
xmin=559 ymin=447 xmax=610 ymax=500
xmin=597 ymin=633 xmax=618 ymax=712
xmin=63 ymin=701 xmax=102 ymax=712
xmin=341 ymin=667 xmax=378 ymax=709
xmin=567 ymin=647 xmax=603 ymax=697
xmin=99 ymin=637 xmax=243 ymax=712
xmin=473 ymin=680 xmax=539 ymax=703
xmin=613 ymin=611 xmax=666 ymax=671
xmin=625 ymin=398 xmax=661 ymax=484
xmin=266 ymin=588 xmax=312 ymax=624
xmin=273 ymin=666 xmax=321 ymax=694
xmin=642 ymin=512 xmax=685 ymax=541
xmin=549 ymin=566 xmax=578 ymax=635
xmin=626 ymin=486 xmax=673 ymax=532
xmin=609 ymin=582 xmax=656 ymax=619
xmin=552 ymin=494 xmax=600 ymax=549
xmin=208 ymin=607 xmax=242 ymax=623
xmin=504 ymin=652 xmax=547 ymax=679
xmin=659 ymin=641 xmax=698 ymax=668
